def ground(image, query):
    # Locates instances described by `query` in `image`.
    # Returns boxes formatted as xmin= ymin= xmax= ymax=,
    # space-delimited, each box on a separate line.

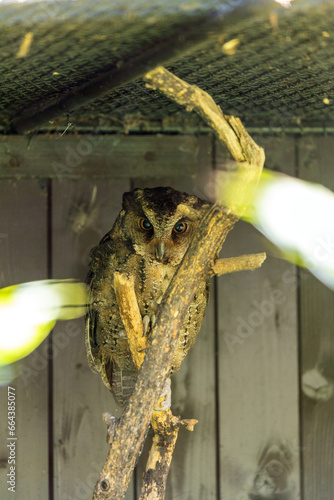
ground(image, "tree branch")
xmin=144 ymin=66 xmax=265 ymax=218
xmin=212 ymin=252 xmax=266 ymax=276
xmin=113 ymin=272 xmax=146 ymax=369
xmin=113 ymin=271 xmax=199 ymax=500
xmin=139 ymin=409 xmax=198 ymax=500
xmin=144 ymin=66 xmax=265 ymax=171
xmin=92 ymin=66 xmax=265 ymax=500
xmin=139 ymin=409 xmax=181 ymax=500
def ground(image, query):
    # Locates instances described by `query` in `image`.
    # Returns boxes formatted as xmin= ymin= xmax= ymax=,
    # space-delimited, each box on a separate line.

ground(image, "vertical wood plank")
xmin=0 ymin=180 xmax=49 ymax=500
xmin=298 ymin=136 xmax=334 ymax=500
xmin=133 ymin=134 xmax=218 ymax=500
xmin=217 ymin=137 xmax=300 ymax=499
xmin=51 ymin=178 xmax=134 ymax=500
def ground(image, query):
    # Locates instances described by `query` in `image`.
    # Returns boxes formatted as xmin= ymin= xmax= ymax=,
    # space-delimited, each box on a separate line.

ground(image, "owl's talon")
xmin=151 ymin=314 xmax=156 ymax=329
xmin=138 ymin=348 xmax=147 ymax=353
xmin=142 ymin=315 xmax=150 ymax=336
xmin=117 ymin=329 xmax=127 ymax=339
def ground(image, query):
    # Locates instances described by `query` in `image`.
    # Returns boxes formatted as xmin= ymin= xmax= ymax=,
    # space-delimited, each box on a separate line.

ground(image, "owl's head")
xmin=120 ymin=187 xmax=211 ymax=266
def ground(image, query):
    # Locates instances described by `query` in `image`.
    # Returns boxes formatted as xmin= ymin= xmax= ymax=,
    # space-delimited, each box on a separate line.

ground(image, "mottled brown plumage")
xmin=85 ymin=187 xmax=211 ymax=406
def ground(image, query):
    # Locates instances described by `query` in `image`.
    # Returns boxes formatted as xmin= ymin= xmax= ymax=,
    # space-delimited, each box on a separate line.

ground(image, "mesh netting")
xmin=1 ymin=0 xmax=334 ymax=132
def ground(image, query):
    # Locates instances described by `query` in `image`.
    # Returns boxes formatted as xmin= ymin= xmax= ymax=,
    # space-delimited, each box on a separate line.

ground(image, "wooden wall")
xmin=0 ymin=133 xmax=333 ymax=500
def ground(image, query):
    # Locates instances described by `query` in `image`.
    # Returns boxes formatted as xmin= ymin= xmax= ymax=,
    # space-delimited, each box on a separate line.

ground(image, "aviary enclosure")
xmin=0 ymin=1 xmax=333 ymax=499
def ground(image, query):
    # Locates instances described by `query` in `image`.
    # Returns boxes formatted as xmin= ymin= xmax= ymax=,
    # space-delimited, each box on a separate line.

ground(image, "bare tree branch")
xmin=92 ymin=66 xmax=265 ymax=500
xmin=144 ymin=66 xmax=265 ymax=171
xmin=139 ymin=409 xmax=182 ymax=500
xmin=113 ymin=271 xmax=200 ymax=500
xmin=93 ymin=205 xmax=237 ymax=500
xmin=113 ymin=272 xmax=146 ymax=369
xmin=212 ymin=252 xmax=266 ymax=276
xmin=144 ymin=66 xmax=265 ymax=218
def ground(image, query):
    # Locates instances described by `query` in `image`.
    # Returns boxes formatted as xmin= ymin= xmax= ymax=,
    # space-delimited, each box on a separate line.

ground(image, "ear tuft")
xmin=122 ymin=189 xmax=141 ymax=210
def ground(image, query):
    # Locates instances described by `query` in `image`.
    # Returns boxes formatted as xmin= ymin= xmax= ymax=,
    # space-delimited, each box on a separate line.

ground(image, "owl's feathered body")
xmin=85 ymin=187 xmax=211 ymax=406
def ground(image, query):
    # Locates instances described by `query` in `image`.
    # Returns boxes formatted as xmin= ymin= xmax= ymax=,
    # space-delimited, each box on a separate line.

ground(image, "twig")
xmin=212 ymin=252 xmax=266 ymax=276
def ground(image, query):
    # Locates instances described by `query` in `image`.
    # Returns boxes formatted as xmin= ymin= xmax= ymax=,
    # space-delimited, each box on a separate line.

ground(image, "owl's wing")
xmin=85 ymin=301 xmax=138 ymax=405
xmin=85 ymin=232 xmax=138 ymax=406
xmin=85 ymin=239 xmax=110 ymax=377
xmin=104 ymin=357 xmax=138 ymax=407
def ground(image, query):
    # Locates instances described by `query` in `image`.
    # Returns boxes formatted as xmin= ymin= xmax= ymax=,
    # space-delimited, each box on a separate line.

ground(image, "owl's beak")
xmin=156 ymin=241 xmax=165 ymax=261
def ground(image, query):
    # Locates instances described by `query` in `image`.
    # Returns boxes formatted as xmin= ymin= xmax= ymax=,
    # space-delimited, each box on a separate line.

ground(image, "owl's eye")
xmin=173 ymin=221 xmax=188 ymax=234
xmin=140 ymin=218 xmax=153 ymax=231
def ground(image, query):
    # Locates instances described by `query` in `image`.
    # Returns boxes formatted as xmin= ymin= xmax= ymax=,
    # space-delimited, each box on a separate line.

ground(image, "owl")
xmin=85 ymin=187 xmax=211 ymax=406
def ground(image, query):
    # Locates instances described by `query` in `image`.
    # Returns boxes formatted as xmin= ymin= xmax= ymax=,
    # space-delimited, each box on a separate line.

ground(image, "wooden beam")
xmin=0 ymin=135 xmax=200 ymax=179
